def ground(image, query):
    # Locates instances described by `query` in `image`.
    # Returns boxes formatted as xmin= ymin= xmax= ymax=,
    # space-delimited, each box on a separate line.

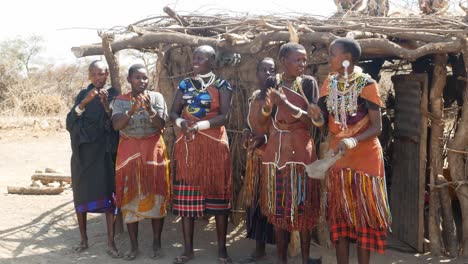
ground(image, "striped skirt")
xmin=172 ymin=179 xmax=231 ymax=217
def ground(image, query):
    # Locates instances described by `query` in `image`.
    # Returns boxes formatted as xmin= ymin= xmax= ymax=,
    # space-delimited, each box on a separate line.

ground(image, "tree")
xmin=0 ymin=35 xmax=44 ymax=77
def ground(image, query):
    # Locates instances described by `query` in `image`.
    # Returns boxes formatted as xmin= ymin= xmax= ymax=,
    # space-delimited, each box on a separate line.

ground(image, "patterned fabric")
xmin=178 ymin=77 xmax=232 ymax=119
xmin=319 ymin=72 xmax=390 ymax=254
xmin=122 ymin=194 xmax=167 ymax=223
xmin=75 ymin=196 xmax=115 ymax=214
xmin=330 ymin=223 xmax=386 ymax=254
xmin=115 ymin=134 xmax=170 ymax=224
xmin=172 ymin=180 xmax=231 ymax=217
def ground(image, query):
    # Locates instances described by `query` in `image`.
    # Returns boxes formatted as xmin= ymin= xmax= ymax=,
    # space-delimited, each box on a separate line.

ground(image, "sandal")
xmin=123 ymin=249 xmax=138 ymax=261
xmin=218 ymin=257 xmax=233 ymax=264
xmin=173 ymin=255 xmax=194 ymax=264
xmin=106 ymin=247 xmax=122 ymax=259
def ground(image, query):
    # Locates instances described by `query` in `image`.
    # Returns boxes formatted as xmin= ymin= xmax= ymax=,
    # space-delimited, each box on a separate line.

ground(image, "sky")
xmin=0 ymin=0 xmax=338 ymax=67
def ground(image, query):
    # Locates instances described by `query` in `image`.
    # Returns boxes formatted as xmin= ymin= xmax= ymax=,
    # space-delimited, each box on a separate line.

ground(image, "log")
xmin=428 ymin=53 xmax=447 ymax=256
xmin=359 ymin=38 xmax=462 ymax=61
xmin=101 ymin=33 xmax=122 ymax=94
xmin=31 ymin=173 xmax=71 ymax=184
xmin=449 ymin=41 xmax=468 ymax=256
xmin=72 ymin=33 xmax=217 ymax=58
xmin=437 ymin=174 xmax=458 ymax=257
xmin=7 ymin=186 xmax=64 ymax=195
xmin=71 ymin=31 xmax=463 ymax=62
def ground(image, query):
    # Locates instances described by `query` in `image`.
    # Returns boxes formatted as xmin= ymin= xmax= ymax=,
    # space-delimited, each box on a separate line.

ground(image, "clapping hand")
xmin=128 ymin=95 xmax=143 ymax=116
xmin=266 ymin=87 xmax=287 ymax=106
xmin=307 ymin=103 xmax=321 ymax=120
xmin=80 ymin=88 xmax=99 ymax=107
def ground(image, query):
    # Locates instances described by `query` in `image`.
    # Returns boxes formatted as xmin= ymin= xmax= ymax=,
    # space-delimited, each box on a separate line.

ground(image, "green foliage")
xmin=0 ymin=35 xmax=43 ymax=77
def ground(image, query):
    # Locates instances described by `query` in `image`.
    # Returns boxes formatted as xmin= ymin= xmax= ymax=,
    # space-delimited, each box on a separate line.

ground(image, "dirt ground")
xmin=0 ymin=117 xmax=466 ymax=264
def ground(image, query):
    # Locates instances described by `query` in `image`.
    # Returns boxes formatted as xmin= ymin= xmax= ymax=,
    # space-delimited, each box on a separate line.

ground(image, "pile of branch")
xmin=72 ymin=6 xmax=468 ymax=61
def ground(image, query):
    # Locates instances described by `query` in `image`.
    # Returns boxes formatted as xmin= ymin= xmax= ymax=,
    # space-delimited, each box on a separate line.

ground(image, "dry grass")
xmin=0 ymin=63 xmax=89 ymax=117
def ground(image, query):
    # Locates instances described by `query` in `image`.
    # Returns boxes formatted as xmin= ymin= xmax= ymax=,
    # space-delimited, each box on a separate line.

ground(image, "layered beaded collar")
xmin=326 ymin=66 xmax=370 ymax=130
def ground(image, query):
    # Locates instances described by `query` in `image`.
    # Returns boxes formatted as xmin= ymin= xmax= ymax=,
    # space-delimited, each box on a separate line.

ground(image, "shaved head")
xmin=88 ymin=60 xmax=108 ymax=73
xmin=193 ymin=45 xmax=216 ymax=61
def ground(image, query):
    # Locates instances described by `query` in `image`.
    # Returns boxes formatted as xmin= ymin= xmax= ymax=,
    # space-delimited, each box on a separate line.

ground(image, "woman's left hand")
xmin=335 ymin=140 xmax=347 ymax=156
xmin=267 ymin=87 xmax=287 ymax=106
xmin=307 ymin=103 xmax=321 ymax=120
xmin=141 ymin=92 xmax=153 ymax=113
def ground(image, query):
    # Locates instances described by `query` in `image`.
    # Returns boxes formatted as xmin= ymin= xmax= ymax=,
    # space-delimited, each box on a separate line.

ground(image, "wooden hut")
xmin=72 ymin=6 xmax=468 ymax=257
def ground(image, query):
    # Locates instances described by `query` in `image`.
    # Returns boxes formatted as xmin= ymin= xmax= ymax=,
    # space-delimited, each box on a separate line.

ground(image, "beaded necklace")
xmin=192 ymin=71 xmax=216 ymax=91
xmin=326 ymin=66 xmax=370 ymax=130
xmin=275 ymin=73 xmax=302 ymax=93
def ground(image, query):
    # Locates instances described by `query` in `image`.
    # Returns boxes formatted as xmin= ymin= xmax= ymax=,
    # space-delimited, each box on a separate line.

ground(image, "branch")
xmin=359 ymin=38 xmax=463 ymax=61
xmin=71 ymin=31 xmax=336 ymax=57
xmin=72 ymin=32 xmax=217 ymax=57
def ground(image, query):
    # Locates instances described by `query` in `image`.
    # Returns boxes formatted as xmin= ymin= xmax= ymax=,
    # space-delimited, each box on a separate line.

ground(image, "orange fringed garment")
xmin=243 ymin=91 xmax=270 ymax=208
xmin=173 ymin=85 xmax=232 ymax=198
xmin=320 ymin=77 xmax=392 ymax=231
xmin=115 ymin=132 xmax=170 ymax=211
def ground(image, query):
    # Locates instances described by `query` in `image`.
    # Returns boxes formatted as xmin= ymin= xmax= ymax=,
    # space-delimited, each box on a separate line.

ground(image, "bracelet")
xmin=125 ymin=111 xmax=133 ymax=118
xmin=263 ymin=134 xmax=268 ymax=144
xmin=311 ymin=113 xmax=325 ymax=127
xmin=291 ymin=108 xmax=303 ymax=119
xmin=195 ymin=120 xmax=210 ymax=131
xmin=175 ymin=118 xmax=185 ymax=127
xmin=341 ymin=137 xmax=358 ymax=149
xmin=75 ymin=105 xmax=85 ymax=116
xmin=261 ymin=106 xmax=272 ymax=116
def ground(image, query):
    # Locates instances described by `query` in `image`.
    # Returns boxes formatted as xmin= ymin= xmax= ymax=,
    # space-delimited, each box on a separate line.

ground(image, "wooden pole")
xmin=448 ymin=39 xmax=468 ymax=256
xmin=100 ymin=32 xmax=122 ymax=95
xmin=437 ymin=174 xmax=458 ymax=257
xmin=428 ymin=53 xmax=447 ymax=256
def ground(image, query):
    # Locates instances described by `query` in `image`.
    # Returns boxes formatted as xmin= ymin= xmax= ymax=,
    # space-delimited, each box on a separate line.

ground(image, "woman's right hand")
xmin=128 ymin=96 xmax=142 ymax=116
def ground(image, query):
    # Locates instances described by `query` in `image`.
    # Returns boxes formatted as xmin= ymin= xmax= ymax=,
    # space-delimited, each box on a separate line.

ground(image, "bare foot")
xmin=151 ymin=246 xmax=163 ymax=259
xmin=106 ymin=246 xmax=122 ymax=259
xmin=72 ymin=241 xmax=88 ymax=253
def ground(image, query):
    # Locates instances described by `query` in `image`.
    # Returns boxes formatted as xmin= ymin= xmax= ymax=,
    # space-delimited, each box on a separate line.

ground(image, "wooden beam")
xmin=428 ymin=53 xmax=447 ymax=256
xmin=448 ymin=40 xmax=468 ymax=256
xmin=359 ymin=38 xmax=462 ymax=61
xmin=72 ymin=31 xmax=463 ymax=62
